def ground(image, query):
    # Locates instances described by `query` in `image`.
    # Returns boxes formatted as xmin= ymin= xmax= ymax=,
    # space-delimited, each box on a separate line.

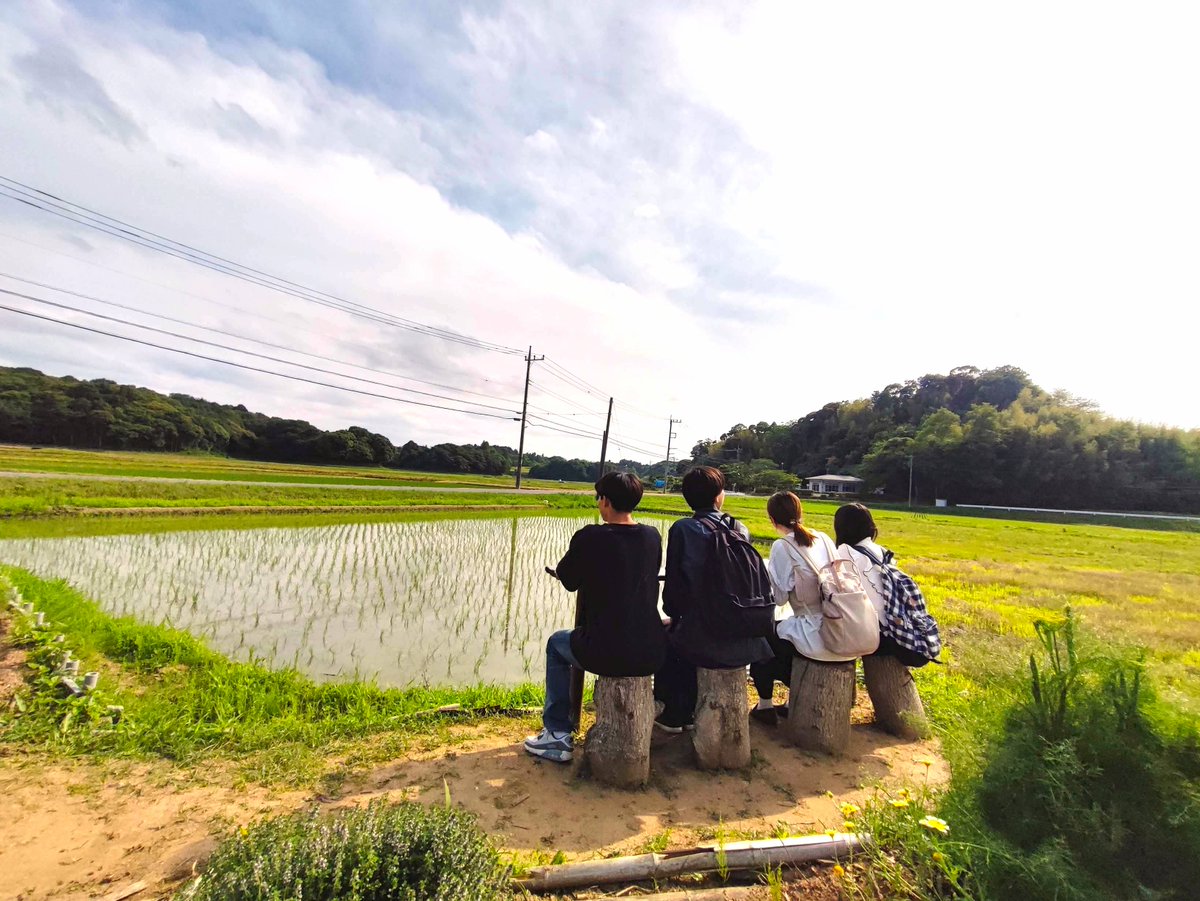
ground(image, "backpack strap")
xmin=851 ymin=543 xmax=895 ymax=566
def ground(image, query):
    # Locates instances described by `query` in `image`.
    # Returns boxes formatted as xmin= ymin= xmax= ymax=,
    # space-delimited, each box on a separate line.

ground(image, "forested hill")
xmin=691 ymin=365 xmax=1200 ymax=513
xmin=0 ymin=366 xmax=523 ymax=474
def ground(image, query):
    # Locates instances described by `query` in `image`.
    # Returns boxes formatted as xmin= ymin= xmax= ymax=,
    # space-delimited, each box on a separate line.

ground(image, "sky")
xmin=0 ymin=0 xmax=1197 ymax=464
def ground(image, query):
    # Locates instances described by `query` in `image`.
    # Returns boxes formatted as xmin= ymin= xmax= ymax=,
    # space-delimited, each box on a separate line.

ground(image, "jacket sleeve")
xmin=661 ymin=522 xmax=686 ymax=617
xmin=555 ymin=528 xmax=588 ymax=591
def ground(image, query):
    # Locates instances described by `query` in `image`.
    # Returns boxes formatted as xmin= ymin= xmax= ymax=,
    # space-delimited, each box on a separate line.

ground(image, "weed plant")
xmin=977 ymin=609 xmax=1200 ymax=898
xmin=178 ymin=800 xmax=506 ymax=901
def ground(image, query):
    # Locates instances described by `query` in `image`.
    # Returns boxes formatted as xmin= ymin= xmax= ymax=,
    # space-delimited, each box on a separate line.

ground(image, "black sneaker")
xmin=654 ymin=717 xmax=695 ymax=733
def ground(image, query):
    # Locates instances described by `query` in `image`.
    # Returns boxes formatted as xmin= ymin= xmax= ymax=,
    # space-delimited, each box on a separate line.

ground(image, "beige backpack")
xmin=792 ymin=535 xmax=880 ymax=657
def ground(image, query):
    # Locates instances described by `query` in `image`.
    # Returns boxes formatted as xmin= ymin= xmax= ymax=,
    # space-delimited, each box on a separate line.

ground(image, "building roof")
xmin=807 ymin=474 xmax=864 ymax=483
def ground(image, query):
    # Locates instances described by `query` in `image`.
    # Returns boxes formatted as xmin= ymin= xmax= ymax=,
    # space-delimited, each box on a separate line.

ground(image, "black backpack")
xmin=693 ymin=514 xmax=775 ymax=639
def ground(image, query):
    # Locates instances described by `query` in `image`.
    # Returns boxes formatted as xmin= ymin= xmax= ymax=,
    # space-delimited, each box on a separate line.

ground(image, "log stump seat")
xmin=693 ymin=666 xmax=752 ymax=770
xmin=584 ymin=675 xmax=654 ymax=788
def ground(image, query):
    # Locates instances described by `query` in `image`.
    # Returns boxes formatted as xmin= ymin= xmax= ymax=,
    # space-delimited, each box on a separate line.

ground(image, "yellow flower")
xmin=824 ymin=828 xmax=837 ymax=838
xmin=898 ymin=788 xmax=911 ymax=799
xmin=832 ymin=864 xmax=846 ymax=878
xmin=890 ymin=799 xmax=910 ymax=809
xmin=239 ymin=827 xmax=249 ymax=837
xmin=843 ymin=821 xmax=857 ymax=832
xmin=932 ymin=851 xmax=946 ymax=863
xmin=914 ymin=756 xmax=935 ymax=769
xmin=919 ymin=815 xmax=950 ymax=834
xmin=840 ymin=803 xmax=861 ymax=817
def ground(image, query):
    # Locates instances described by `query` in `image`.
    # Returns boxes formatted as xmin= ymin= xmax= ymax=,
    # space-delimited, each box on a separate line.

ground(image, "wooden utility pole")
xmin=597 ymin=396 xmax=613 ymax=479
xmin=514 ymin=346 xmax=543 ymax=489
xmin=662 ymin=416 xmax=680 ymax=492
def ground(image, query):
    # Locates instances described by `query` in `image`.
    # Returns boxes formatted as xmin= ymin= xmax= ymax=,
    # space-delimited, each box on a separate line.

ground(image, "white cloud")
xmin=0 ymin=0 xmax=1197 ymax=478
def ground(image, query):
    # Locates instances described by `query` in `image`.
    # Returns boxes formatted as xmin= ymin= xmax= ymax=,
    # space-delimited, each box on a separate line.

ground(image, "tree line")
xmin=0 ymin=367 xmax=530 ymax=475
xmin=689 ymin=365 xmax=1200 ymax=513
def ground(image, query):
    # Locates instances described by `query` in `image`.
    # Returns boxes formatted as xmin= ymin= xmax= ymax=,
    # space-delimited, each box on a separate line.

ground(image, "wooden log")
xmin=862 ymin=653 xmax=928 ymax=739
xmin=584 ymin=676 xmax=654 ymax=788
xmin=514 ymin=833 xmax=865 ymax=892
xmin=693 ymin=667 xmax=751 ymax=770
xmin=785 ymin=658 xmax=855 ymax=755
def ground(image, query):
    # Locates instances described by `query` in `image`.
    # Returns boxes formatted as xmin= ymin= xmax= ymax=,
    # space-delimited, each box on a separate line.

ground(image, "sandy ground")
xmin=1 ymin=617 xmax=945 ymax=900
xmin=0 ymin=714 xmax=944 ymax=900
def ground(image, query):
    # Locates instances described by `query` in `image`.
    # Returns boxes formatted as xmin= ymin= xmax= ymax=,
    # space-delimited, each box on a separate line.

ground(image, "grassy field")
xmin=3 ymin=453 xmax=1199 ymax=898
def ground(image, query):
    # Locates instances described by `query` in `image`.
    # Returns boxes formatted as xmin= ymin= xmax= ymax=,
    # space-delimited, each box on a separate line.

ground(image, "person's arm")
xmin=766 ymin=539 xmax=795 ymax=606
xmin=555 ymin=528 xmax=589 ymax=592
xmin=661 ymin=522 xmax=686 ymax=617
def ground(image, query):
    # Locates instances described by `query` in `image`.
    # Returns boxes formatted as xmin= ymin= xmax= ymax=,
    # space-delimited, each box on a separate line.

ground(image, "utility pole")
xmin=908 ymin=454 xmax=914 ymax=507
xmin=514 ymin=346 xmax=543 ymax=489
xmin=597 ymin=396 xmax=613 ymax=480
xmin=663 ymin=416 xmax=680 ymax=492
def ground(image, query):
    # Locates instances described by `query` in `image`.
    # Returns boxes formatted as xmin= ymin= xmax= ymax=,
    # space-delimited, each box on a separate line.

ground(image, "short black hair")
xmin=595 ymin=471 xmax=644 ymax=512
xmin=681 ymin=465 xmax=724 ymax=510
xmin=834 ymin=502 xmax=879 ymax=547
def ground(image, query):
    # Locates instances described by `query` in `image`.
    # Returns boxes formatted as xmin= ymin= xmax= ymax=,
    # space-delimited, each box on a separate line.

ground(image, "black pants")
xmin=653 ymin=645 xmax=697 ymax=728
xmin=750 ymin=629 xmax=797 ymax=700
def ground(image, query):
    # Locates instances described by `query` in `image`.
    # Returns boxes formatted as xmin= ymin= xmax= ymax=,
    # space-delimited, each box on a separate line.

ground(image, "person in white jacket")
xmin=749 ymin=491 xmax=856 ymax=725
xmin=834 ymin=502 xmax=932 ymax=668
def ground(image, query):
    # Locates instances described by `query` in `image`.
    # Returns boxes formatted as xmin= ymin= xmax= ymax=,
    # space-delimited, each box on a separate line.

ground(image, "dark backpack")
xmin=693 ymin=514 xmax=775 ymax=639
xmin=852 ymin=544 xmax=942 ymax=664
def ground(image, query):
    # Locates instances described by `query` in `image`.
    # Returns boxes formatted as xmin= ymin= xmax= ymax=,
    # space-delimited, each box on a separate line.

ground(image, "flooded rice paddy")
xmin=0 ymin=515 xmax=671 ymax=687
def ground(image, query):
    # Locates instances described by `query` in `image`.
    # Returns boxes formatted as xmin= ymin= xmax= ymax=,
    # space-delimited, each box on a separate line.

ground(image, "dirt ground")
xmin=0 ymin=617 xmax=946 ymax=900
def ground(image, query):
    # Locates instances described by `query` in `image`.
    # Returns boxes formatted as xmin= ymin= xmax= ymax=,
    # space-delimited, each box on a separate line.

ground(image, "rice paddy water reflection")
xmin=0 ymin=515 xmax=672 ymax=686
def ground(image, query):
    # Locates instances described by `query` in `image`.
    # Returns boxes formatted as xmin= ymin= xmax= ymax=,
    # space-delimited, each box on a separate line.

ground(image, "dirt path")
xmin=0 ymin=709 xmax=944 ymax=900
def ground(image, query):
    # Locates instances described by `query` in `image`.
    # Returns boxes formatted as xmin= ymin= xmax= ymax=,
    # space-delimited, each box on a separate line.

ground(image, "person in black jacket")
xmin=653 ymin=466 xmax=772 ymax=730
xmin=524 ymin=471 xmax=665 ymax=763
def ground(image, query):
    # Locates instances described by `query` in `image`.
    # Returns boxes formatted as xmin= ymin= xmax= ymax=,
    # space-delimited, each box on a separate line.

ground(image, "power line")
xmin=0 ymin=177 xmax=522 ymax=355
xmin=0 ymin=303 xmax=521 ymax=421
xmin=525 ymin=412 xmax=604 ymax=439
xmin=0 ymin=229 xmax=286 ymax=326
xmin=528 ymin=380 xmax=604 ymax=416
xmin=528 ymin=422 xmax=609 ymax=442
xmin=0 ymin=272 xmax=518 ymax=406
xmin=0 ymin=287 xmax=521 ymax=416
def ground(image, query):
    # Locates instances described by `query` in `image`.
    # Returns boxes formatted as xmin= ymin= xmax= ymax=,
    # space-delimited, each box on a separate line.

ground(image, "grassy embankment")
xmin=0 ymin=444 xmax=577 ymax=489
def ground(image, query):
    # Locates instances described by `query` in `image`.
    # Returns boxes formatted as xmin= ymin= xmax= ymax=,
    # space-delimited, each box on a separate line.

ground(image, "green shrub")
xmin=979 ymin=609 xmax=1200 ymax=898
xmin=179 ymin=800 xmax=506 ymax=901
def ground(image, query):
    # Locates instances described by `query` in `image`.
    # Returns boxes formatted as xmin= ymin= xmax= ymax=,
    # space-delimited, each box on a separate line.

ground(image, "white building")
xmin=807 ymin=474 xmax=865 ymax=495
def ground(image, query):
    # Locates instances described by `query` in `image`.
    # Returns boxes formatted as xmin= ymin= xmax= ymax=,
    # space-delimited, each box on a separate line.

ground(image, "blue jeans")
xmin=542 ymin=629 xmax=582 ymax=734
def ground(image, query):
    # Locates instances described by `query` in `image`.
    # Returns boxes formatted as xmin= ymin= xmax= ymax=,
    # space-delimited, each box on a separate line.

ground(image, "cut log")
xmin=862 ymin=653 xmax=928 ymax=739
xmin=584 ymin=676 xmax=654 ymax=788
xmin=514 ymin=833 xmax=866 ymax=892
xmin=785 ymin=658 xmax=855 ymax=755
xmin=693 ymin=667 xmax=751 ymax=770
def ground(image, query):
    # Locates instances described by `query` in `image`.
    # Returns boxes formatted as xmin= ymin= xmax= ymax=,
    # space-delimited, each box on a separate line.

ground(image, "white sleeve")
xmin=767 ymin=539 xmax=794 ymax=606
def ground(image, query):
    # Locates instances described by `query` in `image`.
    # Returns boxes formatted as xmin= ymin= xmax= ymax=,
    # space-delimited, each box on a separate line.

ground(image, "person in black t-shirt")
xmin=524 ymin=471 xmax=665 ymax=764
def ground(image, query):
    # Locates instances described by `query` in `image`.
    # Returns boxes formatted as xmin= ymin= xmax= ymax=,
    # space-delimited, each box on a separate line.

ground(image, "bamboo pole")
xmin=513 ymin=834 xmax=865 ymax=893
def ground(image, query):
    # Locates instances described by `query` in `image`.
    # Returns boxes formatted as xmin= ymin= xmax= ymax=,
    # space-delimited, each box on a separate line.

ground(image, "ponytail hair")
xmin=766 ymin=491 xmax=815 ymax=547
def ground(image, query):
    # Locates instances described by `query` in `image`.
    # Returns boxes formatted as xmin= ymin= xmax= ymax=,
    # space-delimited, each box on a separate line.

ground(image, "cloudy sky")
xmin=1 ymin=1 xmax=1197 ymax=463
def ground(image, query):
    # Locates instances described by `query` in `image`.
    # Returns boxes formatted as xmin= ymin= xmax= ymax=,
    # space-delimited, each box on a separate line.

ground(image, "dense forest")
xmin=0 ymin=367 xmax=528 ymax=475
xmin=689 ymin=365 xmax=1200 ymax=513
